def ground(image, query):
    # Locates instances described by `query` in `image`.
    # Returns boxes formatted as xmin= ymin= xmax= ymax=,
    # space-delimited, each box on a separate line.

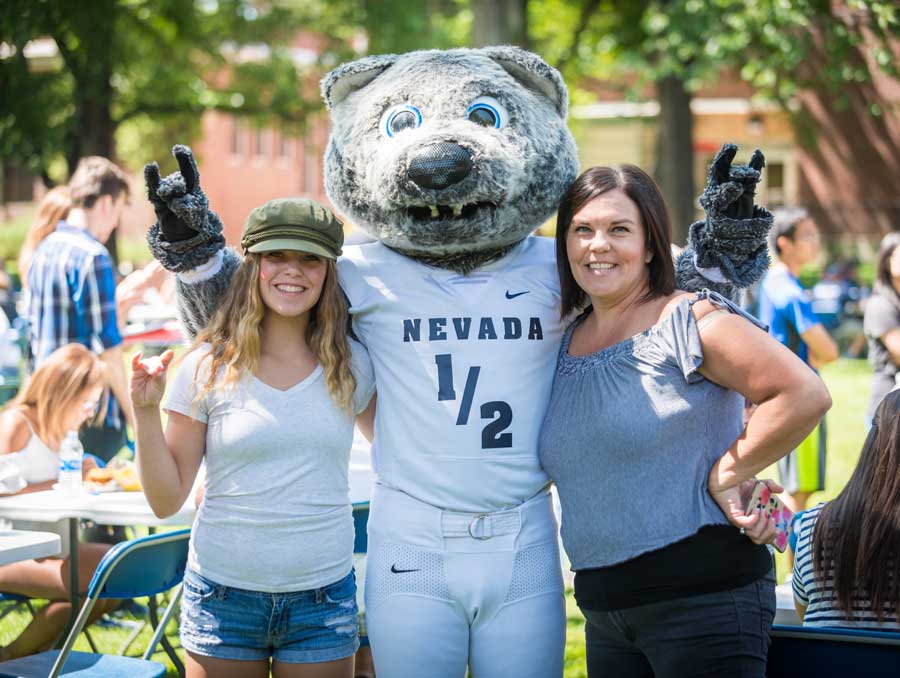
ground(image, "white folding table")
xmin=0 ymin=490 xmax=196 ymax=648
xmin=0 ymin=528 xmax=61 ymax=566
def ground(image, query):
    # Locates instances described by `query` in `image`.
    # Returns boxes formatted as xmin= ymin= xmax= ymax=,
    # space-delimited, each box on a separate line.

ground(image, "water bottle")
xmin=57 ymin=431 xmax=84 ymax=496
xmin=0 ymin=329 xmax=20 ymax=405
xmin=0 ymin=329 xmax=21 ymax=371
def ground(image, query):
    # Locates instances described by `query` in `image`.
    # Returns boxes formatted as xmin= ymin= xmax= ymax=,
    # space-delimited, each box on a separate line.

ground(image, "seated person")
xmin=792 ymin=388 xmax=900 ymax=629
xmin=0 ymin=344 xmax=117 ymax=658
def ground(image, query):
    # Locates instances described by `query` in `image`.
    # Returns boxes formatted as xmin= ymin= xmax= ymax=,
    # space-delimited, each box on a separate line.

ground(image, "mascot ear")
xmin=479 ymin=46 xmax=568 ymax=118
xmin=321 ymin=53 xmax=400 ymax=109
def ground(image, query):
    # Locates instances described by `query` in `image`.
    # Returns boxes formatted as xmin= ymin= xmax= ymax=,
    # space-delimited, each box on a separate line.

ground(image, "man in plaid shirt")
xmin=26 ymin=157 xmax=134 ymax=461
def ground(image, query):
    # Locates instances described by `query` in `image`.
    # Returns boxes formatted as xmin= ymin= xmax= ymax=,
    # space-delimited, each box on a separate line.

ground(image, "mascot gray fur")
xmin=144 ymin=46 xmax=772 ymax=678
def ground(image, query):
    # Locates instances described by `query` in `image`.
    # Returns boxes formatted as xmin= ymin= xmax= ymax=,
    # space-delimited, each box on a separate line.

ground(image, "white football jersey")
xmin=338 ymin=237 xmax=566 ymax=512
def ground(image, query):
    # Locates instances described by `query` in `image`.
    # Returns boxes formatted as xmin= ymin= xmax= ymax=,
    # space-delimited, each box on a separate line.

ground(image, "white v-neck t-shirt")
xmin=164 ymin=340 xmax=375 ymax=592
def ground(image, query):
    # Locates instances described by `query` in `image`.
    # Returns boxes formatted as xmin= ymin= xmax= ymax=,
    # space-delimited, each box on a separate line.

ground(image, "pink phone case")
xmin=745 ymin=482 xmax=793 ymax=553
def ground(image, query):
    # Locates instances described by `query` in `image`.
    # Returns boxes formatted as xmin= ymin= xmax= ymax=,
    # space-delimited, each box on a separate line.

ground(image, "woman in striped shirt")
xmin=792 ymin=389 xmax=900 ymax=628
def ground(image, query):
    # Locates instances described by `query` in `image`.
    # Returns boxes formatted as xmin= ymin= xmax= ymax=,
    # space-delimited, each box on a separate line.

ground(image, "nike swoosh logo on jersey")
xmin=390 ymin=564 xmax=420 ymax=574
xmin=505 ymin=290 xmax=530 ymax=299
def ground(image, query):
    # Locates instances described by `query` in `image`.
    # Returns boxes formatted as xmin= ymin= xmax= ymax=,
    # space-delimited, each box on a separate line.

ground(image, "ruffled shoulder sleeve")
xmin=664 ymin=298 xmax=705 ymax=383
xmin=665 ymin=290 xmax=767 ymax=383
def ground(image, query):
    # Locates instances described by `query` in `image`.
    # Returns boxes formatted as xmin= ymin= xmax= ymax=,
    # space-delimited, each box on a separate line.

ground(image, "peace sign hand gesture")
xmin=679 ymin=143 xmax=774 ymax=294
xmin=144 ymin=145 xmax=209 ymax=243
xmin=144 ymin=144 xmax=226 ymax=273
xmin=706 ymin=143 xmax=766 ymax=222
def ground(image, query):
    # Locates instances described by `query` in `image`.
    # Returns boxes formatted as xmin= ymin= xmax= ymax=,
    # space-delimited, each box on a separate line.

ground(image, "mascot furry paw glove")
xmin=145 ymin=145 xmax=227 ymax=272
xmin=145 ymin=145 xmax=237 ymax=335
xmin=675 ymin=143 xmax=773 ymax=299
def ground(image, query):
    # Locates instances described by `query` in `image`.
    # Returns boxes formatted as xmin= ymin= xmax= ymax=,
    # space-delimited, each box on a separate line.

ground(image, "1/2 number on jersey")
xmin=435 ymin=354 xmax=513 ymax=449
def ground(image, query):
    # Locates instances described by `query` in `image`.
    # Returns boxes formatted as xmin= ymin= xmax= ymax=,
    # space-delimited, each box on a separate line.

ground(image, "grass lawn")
xmin=0 ymin=360 xmax=872 ymax=677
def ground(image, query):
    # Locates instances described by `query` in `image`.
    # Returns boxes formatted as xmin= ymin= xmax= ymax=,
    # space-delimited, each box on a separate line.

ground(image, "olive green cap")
xmin=240 ymin=198 xmax=344 ymax=259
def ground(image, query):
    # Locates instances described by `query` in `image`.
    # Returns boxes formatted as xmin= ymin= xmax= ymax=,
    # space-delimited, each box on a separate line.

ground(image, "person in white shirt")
xmin=131 ymin=198 xmax=374 ymax=678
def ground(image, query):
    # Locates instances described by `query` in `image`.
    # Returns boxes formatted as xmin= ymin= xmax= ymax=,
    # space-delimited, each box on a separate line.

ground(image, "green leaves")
xmin=528 ymin=0 xmax=899 ymax=107
xmin=1 ymin=0 xmax=334 ymax=176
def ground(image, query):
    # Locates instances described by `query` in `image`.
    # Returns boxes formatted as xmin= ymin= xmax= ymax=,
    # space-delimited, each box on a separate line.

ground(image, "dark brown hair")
xmin=812 ymin=389 xmax=900 ymax=622
xmin=875 ymin=232 xmax=900 ymax=291
xmin=68 ymin=156 xmax=130 ymax=209
xmin=555 ymin=165 xmax=675 ymax=318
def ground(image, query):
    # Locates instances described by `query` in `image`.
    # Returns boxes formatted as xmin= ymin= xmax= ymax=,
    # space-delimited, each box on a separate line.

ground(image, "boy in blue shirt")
xmin=758 ymin=208 xmax=838 ymax=512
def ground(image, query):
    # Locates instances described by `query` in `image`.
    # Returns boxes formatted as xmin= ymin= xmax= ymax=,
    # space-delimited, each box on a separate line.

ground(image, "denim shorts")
xmin=180 ymin=567 xmax=360 ymax=664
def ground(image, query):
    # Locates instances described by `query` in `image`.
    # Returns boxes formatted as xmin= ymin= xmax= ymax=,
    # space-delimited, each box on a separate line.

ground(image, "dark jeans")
xmin=581 ymin=571 xmax=776 ymax=678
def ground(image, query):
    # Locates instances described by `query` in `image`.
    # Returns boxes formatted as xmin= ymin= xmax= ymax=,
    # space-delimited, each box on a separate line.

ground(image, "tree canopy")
xmin=0 ymin=0 xmax=362 ymax=178
xmin=2 ymin=0 xmax=898 ymax=232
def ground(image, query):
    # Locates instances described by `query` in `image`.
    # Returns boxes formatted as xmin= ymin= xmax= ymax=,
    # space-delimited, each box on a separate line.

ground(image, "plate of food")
xmin=85 ymin=460 xmax=141 ymax=493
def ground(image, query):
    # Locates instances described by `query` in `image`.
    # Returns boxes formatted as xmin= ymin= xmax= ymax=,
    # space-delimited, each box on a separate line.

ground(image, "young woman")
xmin=131 ymin=198 xmax=375 ymax=678
xmin=538 ymin=165 xmax=831 ymax=677
xmin=0 ymin=343 xmax=115 ymax=658
xmin=792 ymin=389 xmax=900 ymax=629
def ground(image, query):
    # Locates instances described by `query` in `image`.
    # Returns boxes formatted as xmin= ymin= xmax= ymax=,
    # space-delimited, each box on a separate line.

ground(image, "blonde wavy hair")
xmin=19 ymin=186 xmax=72 ymax=288
xmin=8 ymin=344 xmax=105 ymax=449
xmin=193 ymin=253 xmax=356 ymax=412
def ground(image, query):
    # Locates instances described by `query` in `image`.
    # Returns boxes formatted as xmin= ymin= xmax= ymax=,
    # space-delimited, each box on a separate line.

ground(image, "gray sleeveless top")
xmin=538 ymin=291 xmax=763 ymax=570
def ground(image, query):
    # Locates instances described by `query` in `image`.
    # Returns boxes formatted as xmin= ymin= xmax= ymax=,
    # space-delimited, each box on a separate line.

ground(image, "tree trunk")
xmin=471 ymin=0 xmax=529 ymax=48
xmin=654 ymin=74 xmax=695 ymax=247
xmin=66 ymin=84 xmax=115 ymax=174
xmin=63 ymin=22 xmax=119 ymax=264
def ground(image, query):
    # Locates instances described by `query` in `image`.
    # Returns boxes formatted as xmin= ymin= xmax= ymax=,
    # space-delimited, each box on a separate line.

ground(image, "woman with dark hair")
xmin=863 ymin=232 xmax=900 ymax=425
xmin=792 ymin=389 xmax=900 ymax=628
xmin=539 ymin=164 xmax=831 ymax=677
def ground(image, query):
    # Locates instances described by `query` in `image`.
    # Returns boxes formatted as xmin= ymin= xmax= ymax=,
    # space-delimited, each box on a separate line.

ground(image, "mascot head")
xmin=321 ymin=46 xmax=579 ymax=271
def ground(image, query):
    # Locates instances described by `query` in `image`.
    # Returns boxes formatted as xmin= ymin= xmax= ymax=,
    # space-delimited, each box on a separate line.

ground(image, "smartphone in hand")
xmin=744 ymin=481 xmax=793 ymax=553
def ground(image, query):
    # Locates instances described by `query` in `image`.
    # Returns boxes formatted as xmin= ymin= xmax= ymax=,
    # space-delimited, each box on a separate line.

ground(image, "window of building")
xmin=2 ymin=163 xmax=34 ymax=202
xmin=231 ymin=119 xmax=246 ymax=156
xmin=278 ymin=131 xmax=293 ymax=159
xmin=304 ymin=146 xmax=318 ymax=194
xmin=766 ymin=161 xmax=785 ymax=207
xmin=253 ymin=128 xmax=269 ymax=157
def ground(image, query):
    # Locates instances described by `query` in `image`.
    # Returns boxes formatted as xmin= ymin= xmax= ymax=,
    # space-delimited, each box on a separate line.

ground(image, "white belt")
xmin=441 ymin=509 xmax=521 ymax=539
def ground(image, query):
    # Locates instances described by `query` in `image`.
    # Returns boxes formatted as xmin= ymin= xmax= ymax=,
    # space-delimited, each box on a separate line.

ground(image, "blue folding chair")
xmin=352 ymin=502 xmax=370 ymax=654
xmin=0 ymin=592 xmax=101 ymax=654
xmin=0 ymin=528 xmax=190 ymax=678
xmin=767 ymin=624 xmax=900 ymax=678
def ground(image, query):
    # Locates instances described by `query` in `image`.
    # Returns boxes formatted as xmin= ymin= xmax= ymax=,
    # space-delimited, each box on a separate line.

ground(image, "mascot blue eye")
xmin=382 ymin=105 xmax=422 ymax=138
xmin=466 ymin=96 xmax=507 ymax=129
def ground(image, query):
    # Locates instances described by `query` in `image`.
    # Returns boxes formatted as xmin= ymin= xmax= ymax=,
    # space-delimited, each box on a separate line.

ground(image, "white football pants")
xmin=364 ymin=485 xmax=565 ymax=678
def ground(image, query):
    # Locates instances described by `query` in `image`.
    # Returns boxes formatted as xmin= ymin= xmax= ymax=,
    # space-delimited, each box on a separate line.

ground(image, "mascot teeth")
xmin=408 ymin=202 xmax=495 ymax=221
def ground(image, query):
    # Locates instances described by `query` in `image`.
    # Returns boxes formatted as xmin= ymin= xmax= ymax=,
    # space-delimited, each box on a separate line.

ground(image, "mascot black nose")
xmin=408 ymin=142 xmax=473 ymax=189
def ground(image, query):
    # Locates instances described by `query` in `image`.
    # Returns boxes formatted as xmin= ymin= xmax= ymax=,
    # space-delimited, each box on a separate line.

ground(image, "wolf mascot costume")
xmin=145 ymin=47 xmax=770 ymax=678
